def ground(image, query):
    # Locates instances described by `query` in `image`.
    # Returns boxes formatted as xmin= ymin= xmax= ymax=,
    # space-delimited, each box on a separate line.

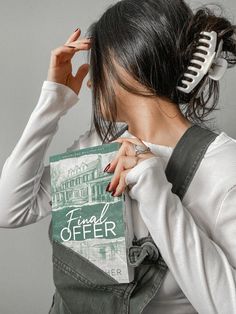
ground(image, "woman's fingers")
xmin=109 ymin=137 xmax=146 ymax=172
xmin=65 ymin=28 xmax=81 ymax=45
xmin=47 ymin=28 xmax=92 ymax=93
xmin=49 ymin=46 xmax=75 ymax=68
xmin=111 ymin=169 xmax=131 ymax=197
xmin=73 ymin=63 xmax=91 ymax=92
xmin=64 ymin=38 xmax=92 ymax=48
xmin=107 ymin=155 xmax=138 ymax=194
xmin=50 ymin=40 xmax=91 ymax=68
xmin=105 ymin=137 xmax=156 ymax=196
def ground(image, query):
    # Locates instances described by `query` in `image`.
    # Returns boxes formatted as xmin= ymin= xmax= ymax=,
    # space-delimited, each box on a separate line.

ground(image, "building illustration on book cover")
xmin=49 ymin=142 xmax=134 ymax=283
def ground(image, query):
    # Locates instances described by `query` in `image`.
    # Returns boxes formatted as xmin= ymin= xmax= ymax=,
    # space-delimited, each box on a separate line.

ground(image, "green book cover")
xmin=49 ymin=142 xmax=134 ymax=283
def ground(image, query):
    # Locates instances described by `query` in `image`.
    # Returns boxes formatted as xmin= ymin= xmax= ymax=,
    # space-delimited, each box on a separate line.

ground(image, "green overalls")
xmin=48 ymin=124 xmax=218 ymax=314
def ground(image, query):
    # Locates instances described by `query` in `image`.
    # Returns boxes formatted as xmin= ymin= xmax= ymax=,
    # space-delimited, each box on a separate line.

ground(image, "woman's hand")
xmin=104 ymin=137 xmax=157 ymax=197
xmin=47 ymin=28 xmax=92 ymax=95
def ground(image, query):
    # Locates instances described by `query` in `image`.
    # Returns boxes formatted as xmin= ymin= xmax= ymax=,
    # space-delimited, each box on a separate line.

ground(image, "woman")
xmin=0 ymin=0 xmax=236 ymax=313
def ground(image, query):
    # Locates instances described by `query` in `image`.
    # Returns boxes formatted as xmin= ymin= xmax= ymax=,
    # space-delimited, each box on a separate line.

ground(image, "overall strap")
xmin=127 ymin=124 xmax=219 ymax=314
xmin=165 ymin=124 xmax=219 ymax=200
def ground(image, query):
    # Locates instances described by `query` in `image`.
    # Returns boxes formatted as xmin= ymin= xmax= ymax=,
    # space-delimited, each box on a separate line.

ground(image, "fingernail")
xmin=74 ymin=28 xmax=79 ymax=32
xmin=103 ymin=163 xmax=111 ymax=172
xmin=111 ymin=190 xmax=116 ymax=197
xmin=106 ymin=182 xmax=111 ymax=192
xmin=67 ymin=45 xmax=75 ymax=48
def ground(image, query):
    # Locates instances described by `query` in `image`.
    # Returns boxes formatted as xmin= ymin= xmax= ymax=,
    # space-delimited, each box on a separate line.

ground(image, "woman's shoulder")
xmin=182 ymin=130 xmax=236 ymax=237
xmin=199 ymin=130 xmax=236 ymax=193
xmin=181 ymin=129 xmax=236 ymax=200
xmin=207 ymin=130 xmax=236 ymax=165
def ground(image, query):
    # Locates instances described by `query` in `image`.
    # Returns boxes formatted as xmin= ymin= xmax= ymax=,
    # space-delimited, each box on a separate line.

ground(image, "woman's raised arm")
xmin=0 ymin=81 xmax=81 ymax=228
xmin=0 ymin=29 xmax=92 ymax=228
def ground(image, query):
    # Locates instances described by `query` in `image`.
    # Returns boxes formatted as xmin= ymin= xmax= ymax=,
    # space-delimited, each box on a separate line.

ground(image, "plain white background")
xmin=0 ymin=0 xmax=235 ymax=313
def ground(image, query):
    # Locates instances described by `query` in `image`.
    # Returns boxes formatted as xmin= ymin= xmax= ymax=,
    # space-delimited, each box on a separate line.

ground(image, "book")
xmin=49 ymin=141 xmax=134 ymax=283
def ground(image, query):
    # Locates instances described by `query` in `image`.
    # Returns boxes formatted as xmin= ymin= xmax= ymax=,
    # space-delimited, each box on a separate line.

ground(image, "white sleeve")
xmin=0 ymin=80 xmax=82 ymax=228
xmin=125 ymin=156 xmax=236 ymax=314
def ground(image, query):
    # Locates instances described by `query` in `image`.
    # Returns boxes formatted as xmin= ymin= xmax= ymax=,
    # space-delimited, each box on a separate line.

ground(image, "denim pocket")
xmin=52 ymin=239 xmax=136 ymax=294
xmin=52 ymin=239 xmax=138 ymax=313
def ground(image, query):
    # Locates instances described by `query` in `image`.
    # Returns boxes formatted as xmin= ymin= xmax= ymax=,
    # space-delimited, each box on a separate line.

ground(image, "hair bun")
xmin=177 ymin=4 xmax=236 ymax=121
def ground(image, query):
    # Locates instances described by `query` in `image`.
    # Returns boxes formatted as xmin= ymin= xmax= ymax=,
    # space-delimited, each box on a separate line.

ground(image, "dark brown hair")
xmin=85 ymin=0 xmax=236 ymax=143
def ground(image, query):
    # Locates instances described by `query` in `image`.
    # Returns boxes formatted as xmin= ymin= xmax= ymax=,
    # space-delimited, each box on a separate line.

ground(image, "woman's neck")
xmin=122 ymin=98 xmax=193 ymax=148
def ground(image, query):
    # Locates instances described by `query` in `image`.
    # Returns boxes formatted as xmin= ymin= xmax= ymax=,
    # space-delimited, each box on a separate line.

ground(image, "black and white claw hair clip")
xmin=177 ymin=31 xmax=228 ymax=96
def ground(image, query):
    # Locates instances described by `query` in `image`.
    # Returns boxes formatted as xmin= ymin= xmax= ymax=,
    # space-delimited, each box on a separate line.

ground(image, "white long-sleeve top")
xmin=0 ymin=80 xmax=236 ymax=314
